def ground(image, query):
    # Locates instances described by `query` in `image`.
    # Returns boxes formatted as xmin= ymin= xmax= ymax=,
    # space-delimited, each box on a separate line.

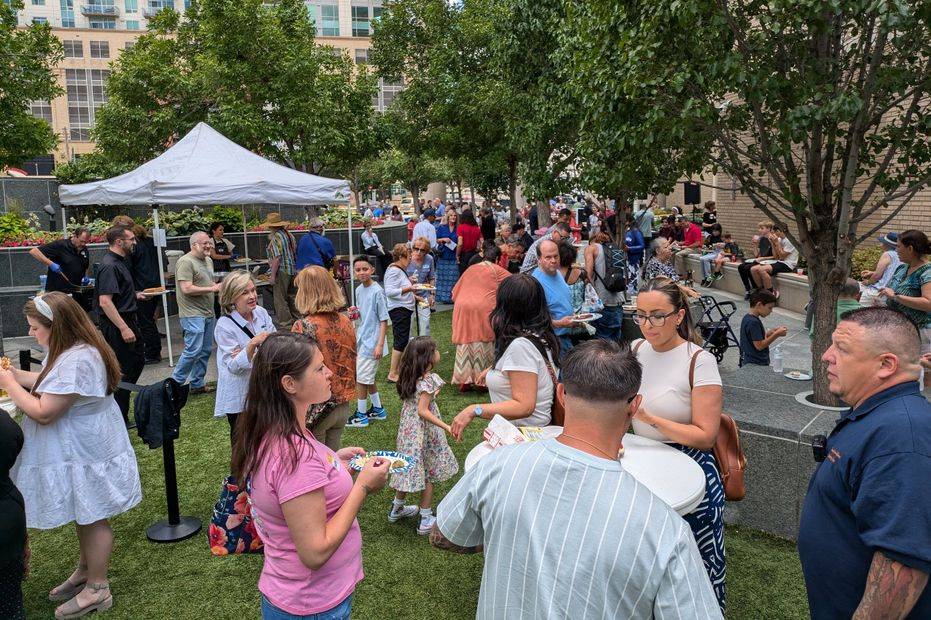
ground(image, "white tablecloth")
xmin=464 ymin=429 xmax=706 ymax=516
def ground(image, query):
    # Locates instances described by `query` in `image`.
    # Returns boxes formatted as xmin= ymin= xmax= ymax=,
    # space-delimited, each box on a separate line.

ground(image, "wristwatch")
xmin=472 ymin=406 xmax=484 ymax=419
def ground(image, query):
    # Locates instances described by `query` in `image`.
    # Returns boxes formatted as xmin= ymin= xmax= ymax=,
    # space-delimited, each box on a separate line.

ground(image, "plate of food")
xmin=348 ymin=450 xmax=415 ymax=475
xmin=412 ymin=283 xmax=435 ymax=291
xmin=784 ymin=370 xmax=812 ymax=381
xmin=142 ymin=286 xmax=167 ymax=295
xmin=233 ymin=257 xmax=252 ymax=263
xmin=0 ymin=356 xmax=11 ymax=371
xmin=570 ymin=312 xmax=601 ymax=323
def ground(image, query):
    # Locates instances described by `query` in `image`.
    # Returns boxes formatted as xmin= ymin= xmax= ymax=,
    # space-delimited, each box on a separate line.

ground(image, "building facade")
xmin=14 ymin=0 xmax=397 ymax=170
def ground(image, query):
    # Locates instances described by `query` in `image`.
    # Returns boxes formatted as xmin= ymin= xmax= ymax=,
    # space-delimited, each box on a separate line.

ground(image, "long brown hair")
xmin=396 ymin=336 xmax=437 ymax=400
xmin=638 ymin=277 xmax=701 ymax=344
xmin=25 ymin=292 xmax=121 ymax=394
xmin=231 ymin=332 xmax=320 ymax=484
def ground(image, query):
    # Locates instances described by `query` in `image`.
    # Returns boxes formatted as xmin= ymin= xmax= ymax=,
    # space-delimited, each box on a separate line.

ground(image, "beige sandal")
xmin=55 ymin=583 xmax=113 ymax=619
xmin=49 ymin=573 xmax=87 ymax=602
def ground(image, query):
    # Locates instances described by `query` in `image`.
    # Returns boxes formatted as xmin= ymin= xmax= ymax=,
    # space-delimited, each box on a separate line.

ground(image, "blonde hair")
xmin=24 ymin=292 xmax=121 ymax=394
xmin=412 ymin=236 xmax=432 ymax=252
xmin=757 ymin=220 xmax=774 ymax=229
xmin=391 ymin=243 xmax=410 ymax=261
xmin=111 ymin=214 xmax=135 ymax=228
xmin=218 ymin=271 xmax=255 ymax=314
xmin=294 ymin=265 xmax=346 ymax=315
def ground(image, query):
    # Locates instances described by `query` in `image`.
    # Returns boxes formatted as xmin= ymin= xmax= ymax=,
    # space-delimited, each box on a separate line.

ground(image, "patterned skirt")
xmin=436 ymin=258 xmax=459 ymax=303
xmin=452 ymin=341 xmax=495 ymax=386
xmin=670 ymin=443 xmax=727 ymax=613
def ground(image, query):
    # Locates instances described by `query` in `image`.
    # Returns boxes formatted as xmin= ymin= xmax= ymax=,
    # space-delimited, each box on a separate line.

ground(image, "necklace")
xmin=560 ymin=433 xmax=619 ymax=460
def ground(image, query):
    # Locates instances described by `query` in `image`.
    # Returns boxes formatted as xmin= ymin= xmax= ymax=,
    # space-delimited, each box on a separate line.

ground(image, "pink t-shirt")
xmin=248 ymin=433 xmax=363 ymax=615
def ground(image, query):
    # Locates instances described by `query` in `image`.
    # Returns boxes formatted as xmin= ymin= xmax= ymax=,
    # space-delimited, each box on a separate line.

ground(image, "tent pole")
xmin=348 ymin=204 xmax=355 ymax=306
xmin=241 ymin=206 xmax=248 ymax=258
xmin=153 ymin=206 xmax=175 ymax=366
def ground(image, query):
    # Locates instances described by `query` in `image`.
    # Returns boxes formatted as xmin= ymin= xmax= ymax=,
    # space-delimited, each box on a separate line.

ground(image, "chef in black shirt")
xmin=95 ymin=225 xmax=149 ymax=423
xmin=129 ymin=224 xmax=165 ymax=363
xmin=29 ymin=228 xmax=92 ymax=310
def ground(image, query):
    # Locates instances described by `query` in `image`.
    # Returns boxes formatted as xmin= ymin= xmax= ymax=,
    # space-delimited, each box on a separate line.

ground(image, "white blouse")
xmin=384 ymin=264 xmax=415 ymax=311
xmin=213 ymin=306 xmax=276 ymax=416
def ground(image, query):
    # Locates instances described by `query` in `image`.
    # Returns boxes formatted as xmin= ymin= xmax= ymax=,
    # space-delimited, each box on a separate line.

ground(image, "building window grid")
xmin=32 ymin=16 xmax=48 ymax=23
xmin=88 ymin=17 xmax=117 ymax=28
xmin=126 ymin=19 xmax=139 ymax=28
xmin=316 ymin=3 xmax=339 ymax=36
xmin=66 ymin=69 xmax=109 ymax=142
xmin=60 ymin=0 xmax=75 ymax=27
xmin=351 ymin=5 xmax=368 ymax=37
xmin=63 ymin=40 xmax=83 ymax=57
xmin=32 ymin=0 xmax=46 ymax=5
xmin=29 ymin=101 xmax=53 ymax=123
xmin=90 ymin=40 xmax=110 ymax=58
xmin=125 ymin=0 xmax=137 ymax=11
xmin=354 ymin=48 xmax=368 ymax=64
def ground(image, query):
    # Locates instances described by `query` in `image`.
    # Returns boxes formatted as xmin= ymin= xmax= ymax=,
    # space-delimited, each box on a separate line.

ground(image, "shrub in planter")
xmin=852 ymin=244 xmax=884 ymax=276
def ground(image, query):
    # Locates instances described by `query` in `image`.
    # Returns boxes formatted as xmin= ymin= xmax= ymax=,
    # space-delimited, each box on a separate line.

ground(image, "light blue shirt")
xmin=532 ymin=268 xmax=573 ymax=335
xmin=437 ymin=440 xmax=722 ymax=620
xmin=354 ymin=281 xmax=389 ymax=359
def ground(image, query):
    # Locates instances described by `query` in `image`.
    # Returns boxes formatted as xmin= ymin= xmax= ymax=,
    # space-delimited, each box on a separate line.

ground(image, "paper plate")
xmin=570 ymin=312 xmax=602 ymax=323
xmin=758 ymin=259 xmax=778 ymax=265
xmin=784 ymin=370 xmax=812 ymax=381
xmin=349 ymin=450 xmax=415 ymax=474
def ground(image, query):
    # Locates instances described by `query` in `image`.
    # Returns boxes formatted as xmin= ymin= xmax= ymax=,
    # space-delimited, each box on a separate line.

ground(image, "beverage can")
xmin=348 ymin=305 xmax=360 ymax=321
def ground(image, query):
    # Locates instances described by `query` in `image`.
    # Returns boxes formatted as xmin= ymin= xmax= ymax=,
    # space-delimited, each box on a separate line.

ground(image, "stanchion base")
xmin=146 ymin=516 xmax=202 ymax=543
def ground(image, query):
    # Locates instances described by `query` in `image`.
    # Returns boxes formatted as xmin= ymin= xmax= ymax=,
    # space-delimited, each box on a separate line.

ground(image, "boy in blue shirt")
xmin=347 ymin=256 xmax=389 ymax=428
xmin=740 ymin=289 xmax=787 ymax=366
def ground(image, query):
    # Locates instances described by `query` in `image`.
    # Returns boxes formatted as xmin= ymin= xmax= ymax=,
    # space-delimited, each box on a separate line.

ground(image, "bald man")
xmin=172 ymin=230 xmax=221 ymax=393
xmin=532 ymin=239 xmax=575 ymax=355
xmin=798 ymin=307 xmax=931 ymax=619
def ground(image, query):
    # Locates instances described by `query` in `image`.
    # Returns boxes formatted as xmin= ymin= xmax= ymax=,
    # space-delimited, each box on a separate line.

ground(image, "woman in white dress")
xmin=213 ymin=271 xmax=274 ymax=458
xmin=0 ymin=292 xmax=141 ymax=619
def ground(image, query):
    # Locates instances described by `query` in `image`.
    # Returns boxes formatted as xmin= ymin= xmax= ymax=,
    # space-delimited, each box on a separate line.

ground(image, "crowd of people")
xmin=2 ymin=200 xmax=931 ymax=620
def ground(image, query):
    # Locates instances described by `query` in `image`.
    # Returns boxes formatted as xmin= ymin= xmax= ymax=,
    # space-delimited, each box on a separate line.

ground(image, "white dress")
xmin=12 ymin=344 xmax=142 ymax=529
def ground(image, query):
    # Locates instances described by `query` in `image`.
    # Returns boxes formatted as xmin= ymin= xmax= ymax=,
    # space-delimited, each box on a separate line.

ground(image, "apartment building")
xmin=15 ymin=0 xmax=401 ymax=172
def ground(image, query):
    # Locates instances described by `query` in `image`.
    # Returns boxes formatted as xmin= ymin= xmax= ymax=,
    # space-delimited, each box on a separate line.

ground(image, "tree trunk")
xmin=614 ymin=192 xmax=631 ymax=249
xmin=802 ymin=229 xmax=844 ymax=407
xmin=350 ymin=167 xmax=361 ymax=212
xmin=411 ymin=184 xmax=421 ymax=215
xmin=508 ymin=154 xmax=518 ymax=224
xmin=536 ymin=199 xmax=552 ymax=228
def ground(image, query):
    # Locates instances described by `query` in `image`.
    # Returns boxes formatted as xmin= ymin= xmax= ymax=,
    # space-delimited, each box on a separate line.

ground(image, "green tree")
xmin=571 ymin=0 xmax=931 ymax=403
xmin=0 ymin=0 xmax=62 ymax=169
xmin=65 ymin=0 xmax=377 ymax=182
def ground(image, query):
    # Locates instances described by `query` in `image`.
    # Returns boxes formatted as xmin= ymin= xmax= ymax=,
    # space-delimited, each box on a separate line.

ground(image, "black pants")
xmin=227 ymin=412 xmax=239 ymax=445
xmin=737 ymin=262 xmax=756 ymax=292
xmin=458 ymin=251 xmax=477 ymax=274
xmin=100 ymin=315 xmax=145 ymax=424
xmin=136 ymin=297 xmax=161 ymax=362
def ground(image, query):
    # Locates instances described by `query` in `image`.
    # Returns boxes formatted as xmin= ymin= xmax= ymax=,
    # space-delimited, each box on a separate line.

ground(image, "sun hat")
xmin=261 ymin=213 xmax=292 ymax=228
xmin=877 ymin=232 xmax=898 ymax=248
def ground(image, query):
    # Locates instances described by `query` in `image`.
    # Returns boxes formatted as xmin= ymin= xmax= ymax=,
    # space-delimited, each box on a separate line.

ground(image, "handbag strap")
xmin=223 ymin=315 xmax=254 ymax=339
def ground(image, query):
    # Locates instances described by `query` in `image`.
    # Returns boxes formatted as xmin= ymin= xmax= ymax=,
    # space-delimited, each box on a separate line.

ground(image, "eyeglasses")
xmin=632 ymin=311 xmax=679 ymax=327
xmin=412 ymin=248 xmax=427 ymax=253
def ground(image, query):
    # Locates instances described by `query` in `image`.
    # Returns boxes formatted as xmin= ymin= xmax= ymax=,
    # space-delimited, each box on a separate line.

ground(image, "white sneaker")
xmin=387 ymin=504 xmax=419 ymax=523
xmin=418 ymin=515 xmax=436 ymax=535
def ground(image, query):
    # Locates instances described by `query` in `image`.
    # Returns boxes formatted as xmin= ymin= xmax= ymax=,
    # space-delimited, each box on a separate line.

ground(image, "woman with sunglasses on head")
xmin=406 ymin=237 xmax=436 ymax=337
xmin=630 ymin=277 xmax=726 ymax=612
xmin=0 ymin=292 xmax=141 ymax=619
xmin=232 ymin=332 xmax=389 ymax=620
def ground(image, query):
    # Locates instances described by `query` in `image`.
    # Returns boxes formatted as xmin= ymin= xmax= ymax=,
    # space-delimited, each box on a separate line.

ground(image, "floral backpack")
xmin=208 ymin=476 xmax=263 ymax=556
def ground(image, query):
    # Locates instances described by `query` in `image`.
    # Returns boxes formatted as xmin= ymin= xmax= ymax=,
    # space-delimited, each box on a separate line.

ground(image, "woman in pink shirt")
xmin=231 ymin=332 xmax=390 ymax=619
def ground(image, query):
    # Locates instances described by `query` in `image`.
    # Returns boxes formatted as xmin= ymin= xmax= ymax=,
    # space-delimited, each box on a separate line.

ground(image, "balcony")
xmin=142 ymin=2 xmax=172 ymax=16
xmin=81 ymin=4 xmax=120 ymax=15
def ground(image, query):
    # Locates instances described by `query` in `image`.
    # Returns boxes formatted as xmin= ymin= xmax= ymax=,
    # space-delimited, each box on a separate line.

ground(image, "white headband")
xmin=33 ymin=296 xmax=54 ymax=322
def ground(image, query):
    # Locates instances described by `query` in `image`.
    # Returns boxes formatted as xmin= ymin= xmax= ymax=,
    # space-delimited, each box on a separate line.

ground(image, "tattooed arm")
xmin=852 ymin=552 xmax=928 ymax=619
xmin=429 ymin=524 xmax=483 ymax=554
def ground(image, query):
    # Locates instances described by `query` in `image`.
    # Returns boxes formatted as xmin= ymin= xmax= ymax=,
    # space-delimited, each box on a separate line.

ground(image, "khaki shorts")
xmin=356 ymin=355 xmax=380 ymax=384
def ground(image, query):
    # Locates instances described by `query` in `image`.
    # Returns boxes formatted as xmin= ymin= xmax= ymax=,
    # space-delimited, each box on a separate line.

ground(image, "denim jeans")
xmin=699 ymin=251 xmax=721 ymax=280
xmin=593 ymin=304 xmax=622 ymax=342
xmin=261 ymin=594 xmax=352 ymax=620
xmin=171 ymin=316 xmax=216 ymax=389
xmin=557 ymin=334 xmax=574 ymax=358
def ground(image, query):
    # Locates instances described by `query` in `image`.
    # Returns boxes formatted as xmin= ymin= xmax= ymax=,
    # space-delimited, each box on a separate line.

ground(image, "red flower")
xmin=234 ymin=491 xmax=250 ymax=515
xmin=225 ymin=514 xmax=244 ymax=530
xmin=235 ymin=539 xmax=246 ymax=554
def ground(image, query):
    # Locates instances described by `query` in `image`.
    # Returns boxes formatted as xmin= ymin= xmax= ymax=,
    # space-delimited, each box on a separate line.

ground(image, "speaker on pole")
xmin=683 ymin=181 xmax=701 ymax=205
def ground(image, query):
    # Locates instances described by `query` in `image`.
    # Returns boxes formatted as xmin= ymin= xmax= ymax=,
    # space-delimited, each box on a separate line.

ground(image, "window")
xmin=29 ymin=101 xmax=53 ymax=123
xmin=60 ymin=0 xmax=75 ymax=27
xmin=90 ymin=40 xmax=110 ymax=58
xmin=351 ymin=5 xmax=368 ymax=36
xmin=319 ymin=3 xmax=339 ymax=36
xmin=354 ymin=48 xmax=368 ymax=64
xmin=32 ymin=0 xmax=45 ymax=5
xmin=32 ymin=16 xmax=48 ymax=23
xmin=375 ymin=77 xmax=403 ymax=111
xmin=124 ymin=0 xmax=137 ymax=11
xmin=124 ymin=41 xmax=135 ymax=50
xmin=66 ymin=68 xmax=109 ymax=141
xmin=126 ymin=19 xmax=139 ymax=28
xmin=63 ymin=40 xmax=83 ymax=57
xmin=88 ymin=17 xmax=117 ymax=28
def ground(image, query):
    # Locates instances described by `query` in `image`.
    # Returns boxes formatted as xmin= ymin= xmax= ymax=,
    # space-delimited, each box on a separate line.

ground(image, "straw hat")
xmin=261 ymin=213 xmax=292 ymax=228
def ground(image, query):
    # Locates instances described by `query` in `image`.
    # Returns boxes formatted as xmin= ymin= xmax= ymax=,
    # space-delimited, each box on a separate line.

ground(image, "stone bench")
xmin=675 ymin=252 xmax=809 ymax=314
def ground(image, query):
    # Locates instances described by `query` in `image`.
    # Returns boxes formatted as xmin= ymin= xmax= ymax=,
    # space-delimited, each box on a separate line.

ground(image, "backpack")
xmin=594 ymin=241 xmax=628 ymax=293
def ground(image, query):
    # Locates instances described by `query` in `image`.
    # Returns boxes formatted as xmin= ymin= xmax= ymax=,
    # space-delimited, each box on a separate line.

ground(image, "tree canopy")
xmin=0 ymin=0 xmax=62 ymax=169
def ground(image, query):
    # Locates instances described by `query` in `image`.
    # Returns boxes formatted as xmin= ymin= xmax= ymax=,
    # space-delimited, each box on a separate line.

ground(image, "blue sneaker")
xmin=367 ymin=406 xmax=387 ymax=420
xmin=345 ymin=411 xmax=370 ymax=428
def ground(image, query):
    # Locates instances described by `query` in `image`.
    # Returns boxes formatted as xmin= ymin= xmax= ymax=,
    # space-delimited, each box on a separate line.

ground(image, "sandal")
xmin=49 ymin=573 xmax=87 ymax=602
xmin=55 ymin=583 xmax=113 ymax=619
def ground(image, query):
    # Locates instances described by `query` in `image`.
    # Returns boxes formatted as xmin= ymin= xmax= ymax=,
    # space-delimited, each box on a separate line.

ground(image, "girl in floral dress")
xmin=389 ymin=337 xmax=459 ymax=535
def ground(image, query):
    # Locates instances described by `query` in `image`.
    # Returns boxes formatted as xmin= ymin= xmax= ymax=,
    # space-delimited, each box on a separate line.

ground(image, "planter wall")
xmin=0 ymin=221 xmax=408 ymax=338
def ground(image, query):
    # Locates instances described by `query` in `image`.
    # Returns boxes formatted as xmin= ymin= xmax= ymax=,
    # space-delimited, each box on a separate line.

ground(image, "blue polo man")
xmin=798 ymin=380 xmax=931 ymax=618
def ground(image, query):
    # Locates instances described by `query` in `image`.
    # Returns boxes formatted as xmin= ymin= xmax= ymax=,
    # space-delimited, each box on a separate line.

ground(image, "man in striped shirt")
xmin=434 ymin=340 xmax=722 ymax=619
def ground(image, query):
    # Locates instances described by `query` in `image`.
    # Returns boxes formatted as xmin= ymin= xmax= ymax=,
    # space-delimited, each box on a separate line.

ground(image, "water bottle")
xmin=39 ymin=275 xmax=47 ymax=292
xmin=772 ymin=345 xmax=784 ymax=373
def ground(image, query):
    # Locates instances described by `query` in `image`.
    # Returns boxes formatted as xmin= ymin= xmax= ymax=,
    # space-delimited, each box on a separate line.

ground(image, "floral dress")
xmin=390 ymin=373 xmax=459 ymax=493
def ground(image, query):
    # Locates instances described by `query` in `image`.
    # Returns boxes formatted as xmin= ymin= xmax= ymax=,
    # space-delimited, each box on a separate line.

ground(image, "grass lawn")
xmin=23 ymin=311 xmax=809 ymax=619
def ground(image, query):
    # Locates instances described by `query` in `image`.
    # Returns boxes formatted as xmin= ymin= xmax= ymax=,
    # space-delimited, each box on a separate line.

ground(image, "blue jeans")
xmin=593 ymin=304 xmax=622 ymax=342
xmin=557 ymin=334 xmax=574 ymax=358
xmin=261 ymin=594 xmax=352 ymax=620
xmin=171 ymin=316 xmax=216 ymax=389
xmin=699 ymin=251 xmax=721 ymax=280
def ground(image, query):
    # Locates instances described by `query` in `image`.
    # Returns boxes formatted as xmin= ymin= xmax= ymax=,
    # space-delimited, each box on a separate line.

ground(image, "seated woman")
xmin=643 ymin=237 xmax=681 ymax=282
xmin=0 ymin=292 xmax=141 ymax=619
xmin=451 ymin=274 xmax=558 ymax=439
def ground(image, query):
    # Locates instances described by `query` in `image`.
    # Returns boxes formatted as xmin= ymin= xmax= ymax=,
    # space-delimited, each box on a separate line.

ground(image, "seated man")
xmin=432 ymin=340 xmax=722 ymax=619
xmin=738 ymin=220 xmax=776 ymax=299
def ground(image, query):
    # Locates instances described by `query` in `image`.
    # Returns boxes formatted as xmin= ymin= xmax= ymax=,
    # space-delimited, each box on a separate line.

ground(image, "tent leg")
xmin=153 ymin=207 xmax=175 ymax=366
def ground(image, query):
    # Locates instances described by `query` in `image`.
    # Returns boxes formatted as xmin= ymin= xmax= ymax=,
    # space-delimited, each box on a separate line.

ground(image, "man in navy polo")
xmin=798 ymin=307 xmax=931 ymax=619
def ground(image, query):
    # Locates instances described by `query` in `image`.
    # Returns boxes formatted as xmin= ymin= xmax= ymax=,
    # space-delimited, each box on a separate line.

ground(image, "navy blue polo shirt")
xmin=798 ymin=381 xmax=931 ymax=619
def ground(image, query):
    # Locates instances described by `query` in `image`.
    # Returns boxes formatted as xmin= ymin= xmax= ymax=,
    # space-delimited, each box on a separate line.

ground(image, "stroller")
xmin=694 ymin=295 xmax=740 ymax=363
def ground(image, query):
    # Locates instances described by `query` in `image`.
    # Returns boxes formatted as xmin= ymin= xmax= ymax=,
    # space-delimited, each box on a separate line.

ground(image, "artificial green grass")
xmin=22 ymin=311 xmax=809 ymax=619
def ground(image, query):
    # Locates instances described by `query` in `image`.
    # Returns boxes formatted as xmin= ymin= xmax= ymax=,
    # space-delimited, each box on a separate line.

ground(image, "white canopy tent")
xmin=60 ymin=122 xmax=352 ymax=365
